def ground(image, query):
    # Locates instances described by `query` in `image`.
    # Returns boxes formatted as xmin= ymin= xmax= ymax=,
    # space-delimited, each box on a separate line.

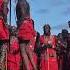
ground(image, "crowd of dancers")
xmin=0 ymin=0 xmax=70 ymax=70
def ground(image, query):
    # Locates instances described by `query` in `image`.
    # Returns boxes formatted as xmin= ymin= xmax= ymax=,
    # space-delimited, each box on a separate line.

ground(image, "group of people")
xmin=0 ymin=0 xmax=70 ymax=70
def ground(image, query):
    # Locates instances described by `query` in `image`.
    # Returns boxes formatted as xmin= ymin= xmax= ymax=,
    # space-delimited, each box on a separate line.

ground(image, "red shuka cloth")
xmin=0 ymin=18 xmax=9 ymax=40
xmin=40 ymin=35 xmax=58 ymax=70
xmin=18 ymin=18 xmax=36 ymax=41
xmin=18 ymin=18 xmax=37 ymax=70
xmin=7 ymin=37 xmax=21 ymax=70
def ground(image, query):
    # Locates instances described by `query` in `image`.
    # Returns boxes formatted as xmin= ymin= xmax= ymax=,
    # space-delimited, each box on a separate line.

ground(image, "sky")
xmin=9 ymin=0 xmax=70 ymax=35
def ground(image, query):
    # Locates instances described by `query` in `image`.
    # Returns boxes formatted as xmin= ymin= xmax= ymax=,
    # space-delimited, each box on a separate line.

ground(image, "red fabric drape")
xmin=40 ymin=35 xmax=58 ymax=70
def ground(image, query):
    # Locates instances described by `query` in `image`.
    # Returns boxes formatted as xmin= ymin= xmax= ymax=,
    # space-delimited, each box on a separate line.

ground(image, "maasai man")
xmin=57 ymin=33 xmax=63 ymax=70
xmin=7 ymin=26 xmax=21 ymax=70
xmin=57 ymin=29 xmax=70 ymax=70
xmin=16 ymin=0 xmax=37 ymax=70
xmin=40 ymin=24 xmax=58 ymax=70
xmin=0 ymin=0 xmax=9 ymax=69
